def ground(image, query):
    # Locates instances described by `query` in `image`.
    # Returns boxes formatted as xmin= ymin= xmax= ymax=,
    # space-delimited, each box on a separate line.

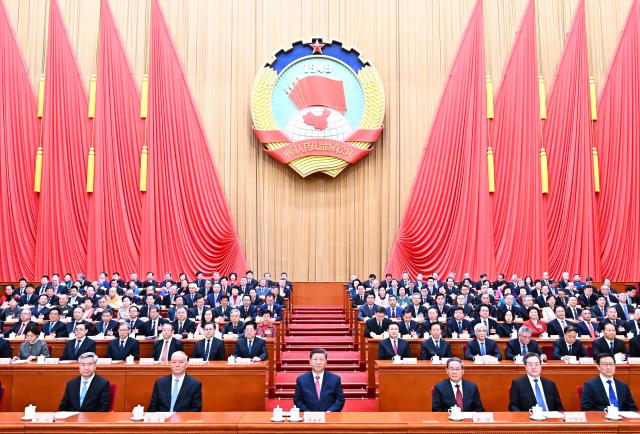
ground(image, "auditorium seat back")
xmin=108 ymin=383 xmax=117 ymax=411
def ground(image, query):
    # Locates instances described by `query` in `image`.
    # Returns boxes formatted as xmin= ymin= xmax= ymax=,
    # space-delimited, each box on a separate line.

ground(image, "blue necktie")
xmin=247 ymin=340 xmax=253 ymax=355
xmin=610 ymin=341 xmax=615 ymax=355
xmin=79 ymin=380 xmax=89 ymax=407
xmin=607 ymin=379 xmax=619 ymax=409
xmin=204 ymin=340 xmax=211 ymax=360
xmin=480 ymin=342 xmax=486 ymax=356
xmin=521 ymin=344 xmax=527 ymax=356
xmin=170 ymin=378 xmax=180 ymax=412
xmin=533 ymin=379 xmax=547 ymax=411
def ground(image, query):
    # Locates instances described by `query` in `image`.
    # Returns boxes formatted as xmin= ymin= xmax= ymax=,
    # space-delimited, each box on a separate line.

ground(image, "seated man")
xmin=232 ymin=321 xmax=267 ymax=361
xmin=42 ymin=308 xmax=68 ymax=338
xmin=106 ymin=322 xmax=140 ymax=360
xmin=148 ymin=351 xmax=202 ymax=412
xmin=581 ymin=353 xmax=637 ymax=411
xmin=630 ymin=333 xmax=640 ymax=357
xmin=575 ymin=309 xmax=599 ymax=338
xmin=505 ymin=326 xmax=546 ymax=361
xmin=59 ymin=352 xmax=111 ymax=411
xmin=293 ymin=348 xmax=344 ymax=412
xmin=357 ymin=294 xmax=378 ymax=321
xmin=464 ymin=323 xmax=502 ymax=360
xmin=192 ymin=322 xmax=226 ymax=361
xmin=152 ymin=323 xmax=184 ymax=362
xmin=66 ymin=307 xmax=92 ymax=336
xmin=141 ymin=305 xmax=167 ymax=338
xmin=446 ymin=307 xmax=473 ymax=337
xmin=377 ymin=323 xmax=411 ymax=360
xmin=61 ymin=323 xmax=97 ymax=361
xmin=552 ymin=325 xmax=588 ymax=360
xmin=364 ymin=307 xmax=392 ymax=338
xmin=545 ymin=306 xmax=574 ymax=337
xmin=470 ymin=305 xmax=499 ymax=337
xmin=592 ymin=323 xmax=629 ymax=358
xmin=222 ymin=309 xmax=246 ymax=337
xmin=258 ymin=293 xmax=283 ymax=321
xmin=398 ymin=309 xmax=421 ymax=338
xmin=237 ymin=295 xmax=257 ymax=320
xmin=171 ymin=307 xmax=197 ymax=338
xmin=508 ymin=352 xmax=564 ymax=411
xmin=419 ymin=322 xmax=452 ymax=360
xmin=432 ymin=357 xmax=484 ymax=412
xmin=4 ymin=308 xmax=36 ymax=337
xmin=92 ymin=308 xmax=118 ymax=336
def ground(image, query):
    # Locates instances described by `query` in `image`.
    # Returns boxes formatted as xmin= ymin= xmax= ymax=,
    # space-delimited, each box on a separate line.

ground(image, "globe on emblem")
xmin=284 ymin=106 xmax=352 ymax=142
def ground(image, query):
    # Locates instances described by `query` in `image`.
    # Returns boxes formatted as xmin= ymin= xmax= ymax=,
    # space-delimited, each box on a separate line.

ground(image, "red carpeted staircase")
xmin=268 ymin=305 xmax=378 ymax=411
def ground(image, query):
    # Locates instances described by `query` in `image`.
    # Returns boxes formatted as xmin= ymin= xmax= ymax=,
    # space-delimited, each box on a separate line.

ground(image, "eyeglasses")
xmin=599 ymin=362 xmax=616 ymax=367
xmin=447 ymin=367 xmax=463 ymax=371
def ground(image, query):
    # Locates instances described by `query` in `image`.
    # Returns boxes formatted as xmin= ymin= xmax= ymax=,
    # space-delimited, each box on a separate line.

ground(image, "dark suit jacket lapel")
xmin=175 ymin=376 xmax=190 ymax=404
xmin=462 ymin=380 xmax=474 ymax=409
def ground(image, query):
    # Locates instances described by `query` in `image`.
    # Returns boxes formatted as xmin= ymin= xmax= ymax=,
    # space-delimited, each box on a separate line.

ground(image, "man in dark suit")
xmin=575 ymin=309 xmax=599 ymax=338
xmin=171 ymin=307 xmax=196 ymax=338
xmin=630 ymin=334 xmax=640 ymax=357
xmin=432 ymin=357 xmax=484 ymax=412
xmin=61 ymin=323 xmax=97 ymax=361
xmin=377 ymin=323 xmax=411 ymax=360
xmin=192 ymin=323 xmax=226 ymax=361
xmin=141 ymin=305 xmax=167 ymax=338
xmin=148 ymin=351 xmax=202 ymax=412
xmin=626 ymin=306 xmax=640 ymax=337
xmin=293 ymin=348 xmax=344 ymax=412
xmin=4 ymin=308 xmax=36 ymax=337
xmin=93 ymin=308 xmax=118 ymax=336
xmin=508 ymin=352 xmax=564 ymax=411
xmin=59 ymin=352 xmax=111 ymax=412
xmin=42 ymin=308 xmax=68 ymax=338
xmin=258 ymin=293 xmax=283 ymax=321
xmin=564 ymin=296 xmax=582 ymax=321
xmin=398 ymin=309 xmax=421 ymax=337
xmin=465 ymin=323 xmax=502 ymax=360
xmin=505 ymin=326 xmax=546 ymax=360
xmin=106 ymin=322 xmax=140 ymax=360
xmin=152 ymin=323 xmax=185 ymax=362
xmin=407 ymin=294 xmax=428 ymax=319
xmin=581 ymin=353 xmax=637 ymax=411
xmin=592 ymin=323 xmax=629 ymax=358
xmin=222 ymin=310 xmax=246 ymax=337
xmin=470 ymin=305 xmax=499 ymax=336
xmin=237 ymin=295 xmax=257 ymax=320
xmin=357 ymin=294 xmax=378 ymax=321
xmin=552 ymin=325 xmax=588 ymax=360
xmin=364 ymin=307 xmax=392 ymax=338
xmin=546 ymin=306 xmax=574 ymax=337
xmin=0 ymin=336 xmax=12 ymax=358
xmin=232 ymin=321 xmax=268 ymax=361
xmin=446 ymin=308 xmax=472 ymax=337
xmin=66 ymin=307 xmax=92 ymax=336
xmin=420 ymin=322 xmax=452 ymax=360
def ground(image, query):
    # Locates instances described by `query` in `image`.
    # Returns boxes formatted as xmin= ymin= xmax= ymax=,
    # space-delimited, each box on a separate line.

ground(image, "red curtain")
xmin=596 ymin=0 xmax=640 ymax=280
xmin=35 ymin=0 xmax=90 ymax=276
xmin=87 ymin=0 xmax=143 ymax=279
xmin=543 ymin=0 xmax=601 ymax=278
xmin=491 ymin=0 xmax=548 ymax=278
xmin=386 ymin=0 xmax=495 ymax=279
xmin=0 ymin=0 xmax=39 ymax=281
xmin=140 ymin=0 xmax=247 ymax=278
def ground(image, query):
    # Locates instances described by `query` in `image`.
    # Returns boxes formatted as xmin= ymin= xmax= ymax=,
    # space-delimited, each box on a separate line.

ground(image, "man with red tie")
xmin=293 ymin=348 xmax=344 ymax=412
xmin=377 ymin=323 xmax=411 ymax=360
xmin=576 ymin=309 xmax=599 ymax=338
xmin=432 ymin=357 xmax=484 ymax=412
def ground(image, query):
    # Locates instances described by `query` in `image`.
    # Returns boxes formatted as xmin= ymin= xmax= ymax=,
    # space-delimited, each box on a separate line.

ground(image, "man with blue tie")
xmin=293 ymin=348 xmax=344 ymax=412
xmin=419 ymin=322 xmax=452 ymax=360
xmin=232 ymin=321 xmax=268 ymax=361
xmin=581 ymin=353 xmax=637 ymax=411
xmin=508 ymin=353 xmax=564 ymax=411
xmin=148 ymin=351 xmax=202 ymax=412
xmin=59 ymin=352 xmax=111 ymax=411
xmin=192 ymin=323 xmax=226 ymax=361
xmin=106 ymin=322 xmax=140 ymax=360
xmin=464 ymin=323 xmax=502 ymax=360
xmin=505 ymin=326 xmax=546 ymax=361
xmin=61 ymin=323 xmax=97 ymax=361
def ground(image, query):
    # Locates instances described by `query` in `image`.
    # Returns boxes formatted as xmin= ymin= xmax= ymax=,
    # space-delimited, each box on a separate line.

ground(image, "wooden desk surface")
xmin=376 ymin=360 xmax=640 ymax=413
xmin=0 ymin=412 xmax=636 ymax=433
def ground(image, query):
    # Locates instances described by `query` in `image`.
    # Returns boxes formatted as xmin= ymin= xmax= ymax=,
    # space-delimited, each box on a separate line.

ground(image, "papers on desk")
xmin=543 ymin=411 xmax=564 ymax=418
xmin=54 ymin=411 xmax=79 ymax=420
xmin=619 ymin=411 xmax=640 ymax=418
xmin=10 ymin=359 xmax=28 ymax=364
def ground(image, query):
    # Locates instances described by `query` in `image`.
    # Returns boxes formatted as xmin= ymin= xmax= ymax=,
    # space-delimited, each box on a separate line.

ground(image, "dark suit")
xmin=4 ymin=320 xmax=36 ymax=337
xmin=629 ymin=335 xmax=640 ymax=357
xmin=0 ymin=338 xmax=13 ymax=358
xmin=464 ymin=338 xmax=502 ymax=360
xmin=357 ymin=304 xmax=377 ymax=321
xmin=592 ymin=337 xmax=629 ymax=357
xmin=505 ymin=338 xmax=543 ymax=360
xmin=258 ymin=303 xmax=283 ymax=321
xmin=546 ymin=319 xmax=573 ymax=337
xmin=148 ymin=374 xmax=202 ymax=412
xmin=222 ymin=321 xmax=245 ymax=336
xmin=364 ymin=317 xmax=392 ymax=337
xmin=419 ymin=338 xmax=452 ymax=360
xmin=237 ymin=305 xmax=257 ymax=319
xmin=377 ymin=338 xmax=411 ymax=360
xmin=232 ymin=337 xmax=268 ymax=360
xmin=293 ymin=371 xmax=345 ymax=412
xmin=42 ymin=320 xmax=68 ymax=338
xmin=565 ymin=306 xmax=582 ymax=320
xmin=152 ymin=338 xmax=184 ymax=361
xmin=470 ymin=318 xmax=499 ymax=336
xmin=407 ymin=304 xmax=427 ymax=318
xmin=141 ymin=318 xmax=167 ymax=337
xmin=398 ymin=320 xmax=421 ymax=337
xmin=446 ymin=318 xmax=473 ymax=337
xmin=576 ymin=320 xmax=599 ymax=338
xmin=508 ymin=376 xmax=564 ymax=411
xmin=192 ymin=338 xmax=226 ymax=361
xmin=171 ymin=319 xmax=197 ymax=337
xmin=552 ymin=338 xmax=588 ymax=359
xmin=213 ymin=306 xmax=233 ymax=321
xmin=93 ymin=319 xmax=119 ymax=336
xmin=61 ymin=338 xmax=98 ymax=361
xmin=626 ymin=319 xmax=640 ymax=337
xmin=106 ymin=337 xmax=140 ymax=360
xmin=581 ymin=376 xmax=637 ymax=411
xmin=432 ymin=379 xmax=484 ymax=412
xmin=59 ymin=374 xmax=110 ymax=412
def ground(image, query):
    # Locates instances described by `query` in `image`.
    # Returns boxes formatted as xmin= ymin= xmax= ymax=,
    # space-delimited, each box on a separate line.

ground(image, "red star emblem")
xmin=309 ymin=40 xmax=325 ymax=54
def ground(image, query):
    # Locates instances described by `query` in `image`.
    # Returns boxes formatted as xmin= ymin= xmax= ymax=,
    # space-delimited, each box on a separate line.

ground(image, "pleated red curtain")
xmin=0 ymin=0 xmax=39 ymax=281
xmin=35 ymin=0 xmax=90 ymax=276
xmin=491 ymin=0 xmax=548 ymax=278
xmin=87 ymin=0 xmax=143 ymax=279
xmin=386 ymin=0 xmax=495 ymax=279
xmin=543 ymin=0 xmax=601 ymax=278
xmin=596 ymin=0 xmax=640 ymax=280
xmin=140 ymin=0 xmax=247 ymax=278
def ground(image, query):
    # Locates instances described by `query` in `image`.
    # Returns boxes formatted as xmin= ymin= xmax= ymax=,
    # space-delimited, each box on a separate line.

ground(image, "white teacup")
xmin=23 ymin=404 xmax=36 ymax=420
xmin=432 ymin=355 xmax=441 ymax=364
xmin=513 ymin=355 xmax=523 ymax=364
xmin=567 ymin=355 xmax=577 ymax=364
xmin=451 ymin=332 xmax=458 ymax=339
xmin=272 ymin=405 xmax=284 ymax=421
xmin=605 ymin=405 xmax=619 ymax=419
xmin=529 ymin=405 xmax=545 ymax=419
xmin=132 ymin=405 xmax=144 ymax=419
xmin=540 ymin=332 xmax=549 ymax=339
xmin=614 ymin=353 xmax=626 ymax=363
xmin=289 ymin=406 xmax=300 ymax=419
xmin=448 ymin=405 xmax=462 ymax=418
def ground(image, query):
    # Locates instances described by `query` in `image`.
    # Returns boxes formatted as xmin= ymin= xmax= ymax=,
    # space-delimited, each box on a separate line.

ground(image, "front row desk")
xmin=0 ymin=412 xmax=639 ymax=433
xmin=0 ymin=338 xmax=275 ymax=412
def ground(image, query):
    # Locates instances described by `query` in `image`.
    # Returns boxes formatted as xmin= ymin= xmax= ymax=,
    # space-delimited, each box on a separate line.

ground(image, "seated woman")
xmin=522 ymin=307 xmax=547 ymax=337
xmin=15 ymin=326 xmax=50 ymax=361
xmin=542 ymin=295 xmax=558 ymax=323
xmin=117 ymin=296 xmax=133 ymax=320
xmin=395 ymin=286 xmax=411 ymax=308
xmin=81 ymin=298 xmax=94 ymax=321
xmin=194 ymin=309 xmax=216 ymax=336
xmin=375 ymin=287 xmax=390 ymax=308
xmin=256 ymin=311 xmax=276 ymax=338
xmin=496 ymin=310 xmax=519 ymax=338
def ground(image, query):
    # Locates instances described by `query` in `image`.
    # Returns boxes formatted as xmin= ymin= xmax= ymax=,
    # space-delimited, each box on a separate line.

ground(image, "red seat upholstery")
xmin=576 ymin=386 xmax=583 ymax=403
xmin=542 ymin=345 xmax=553 ymax=360
xmin=0 ymin=384 xmax=4 ymax=410
xmin=108 ymin=383 xmax=117 ymax=411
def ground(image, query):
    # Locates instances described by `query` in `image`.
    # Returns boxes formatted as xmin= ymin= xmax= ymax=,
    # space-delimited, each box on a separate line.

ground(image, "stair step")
xmin=285 ymin=336 xmax=354 ymax=344
xmin=288 ymin=331 xmax=351 ymax=336
xmin=289 ymin=318 xmax=347 ymax=324
xmin=288 ymin=324 xmax=350 ymax=330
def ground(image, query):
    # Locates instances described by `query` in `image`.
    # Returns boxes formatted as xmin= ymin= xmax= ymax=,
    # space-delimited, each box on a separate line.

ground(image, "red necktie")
xmin=315 ymin=376 xmax=321 ymax=399
xmin=392 ymin=340 xmax=398 ymax=354
xmin=587 ymin=322 xmax=595 ymax=338
xmin=455 ymin=384 xmax=463 ymax=410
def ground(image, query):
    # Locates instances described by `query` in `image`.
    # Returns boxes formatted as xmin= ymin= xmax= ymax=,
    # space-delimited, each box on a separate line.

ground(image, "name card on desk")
xmin=627 ymin=357 xmax=640 ymax=365
xmin=139 ymin=358 xmax=155 ymax=365
xmin=564 ymin=412 xmax=587 ymax=423
xmin=303 ymin=412 xmax=326 ymax=423
xmin=402 ymin=358 xmax=417 ymax=364
xmin=0 ymin=358 xmax=11 ymax=365
xmin=32 ymin=413 xmax=55 ymax=423
xmin=97 ymin=358 xmax=112 ymax=365
xmin=579 ymin=357 xmax=594 ymax=365
xmin=189 ymin=358 xmax=204 ymax=365
xmin=143 ymin=413 xmax=168 ymax=423
xmin=472 ymin=412 xmax=494 ymax=423
xmin=44 ymin=358 xmax=59 ymax=364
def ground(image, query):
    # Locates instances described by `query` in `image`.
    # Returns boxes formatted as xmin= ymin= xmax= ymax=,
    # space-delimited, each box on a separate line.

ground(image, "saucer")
xmin=270 ymin=417 xmax=285 ymax=422
xmin=130 ymin=416 xmax=144 ymax=421
xmin=529 ymin=416 xmax=546 ymax=421
xmin=448 ymin=415 xmax=465 ymax=421
xmin=288 ymin=416 xmax=303 ymax=422
xmin=20 ymin=417 xmax=32 ymax=421
xmin=605 ymin=415 xmax=622 ymax=421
